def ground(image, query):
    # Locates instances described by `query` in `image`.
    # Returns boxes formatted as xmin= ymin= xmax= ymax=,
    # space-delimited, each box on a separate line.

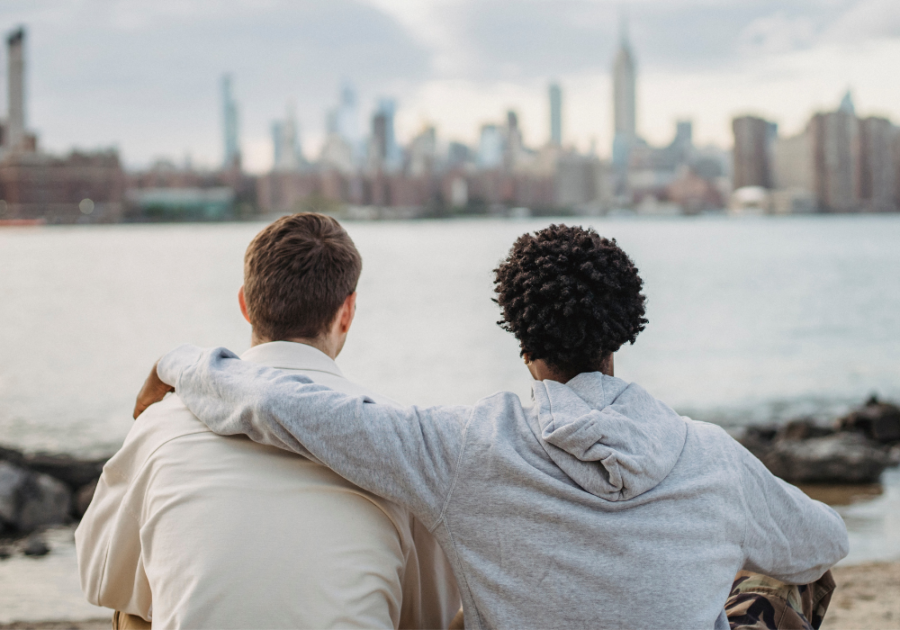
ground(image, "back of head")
xmin=493 ymin=224 xmax=648 ymax=375
xmin=244 ymin=213 xmax=362 ymax=341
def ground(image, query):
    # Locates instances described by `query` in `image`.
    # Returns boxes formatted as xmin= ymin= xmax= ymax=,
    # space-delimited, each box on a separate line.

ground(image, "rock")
xmin=0 ymin=443 xmax=108 ymax=490
xmin=778 ymin=419 xmax=835 ymax=441
xmin=74 ymin=478 xmax=98 ymax=518
xmin=761 ymin=433 xmax=890 ymax=484
xmin=0 ymin=546 xmax=11 ymax=560
xmin=0 ymin=460 xmax=72 ymax=532
xmin=738 ymin=425 xmax=779 ymax=460
xmin=23 ymin=536 xmax=50 ymax=557
xmin=22 ymin=452 xmax=107 ymax=489
xmin=0 ymin=461 xmax=31 ymax=525
xmin=837 ymin=397 xmax=900 ymax=444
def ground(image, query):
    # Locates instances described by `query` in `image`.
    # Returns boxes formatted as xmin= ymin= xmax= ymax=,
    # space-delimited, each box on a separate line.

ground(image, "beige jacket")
xmin=75 ymin=341 xmax=460 ymax=629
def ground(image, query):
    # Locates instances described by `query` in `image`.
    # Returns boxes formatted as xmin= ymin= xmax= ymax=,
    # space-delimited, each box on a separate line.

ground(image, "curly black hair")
xmin=493 ymin=224 xmax=648 ymax=375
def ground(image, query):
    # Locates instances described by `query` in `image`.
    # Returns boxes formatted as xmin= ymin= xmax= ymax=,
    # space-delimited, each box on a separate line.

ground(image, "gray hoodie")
xmin=158 ymin=345 xmax=848 ymax=630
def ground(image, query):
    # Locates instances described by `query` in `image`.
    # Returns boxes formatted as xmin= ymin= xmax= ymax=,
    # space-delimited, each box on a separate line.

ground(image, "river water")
xmin=1 ymin=214 xmax=899 ymax=620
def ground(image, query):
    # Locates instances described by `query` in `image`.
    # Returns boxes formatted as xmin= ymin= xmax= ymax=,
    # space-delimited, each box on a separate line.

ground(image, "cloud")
xmin=0 ymin=0 xmax=898 ymax=170
xmin=1 ymin=0 xmax=430 ymax=169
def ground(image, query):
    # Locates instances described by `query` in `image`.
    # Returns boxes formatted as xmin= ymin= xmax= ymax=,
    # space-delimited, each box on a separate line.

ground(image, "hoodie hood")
xmin=532 ymin=372 xmax=687 ymax=501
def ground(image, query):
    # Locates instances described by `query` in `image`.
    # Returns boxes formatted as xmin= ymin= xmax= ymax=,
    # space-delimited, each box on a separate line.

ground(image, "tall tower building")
xmin=6 ymin=27 xmax=26 ymax=151
xmin=549 ymin=83 xmax=562 ymax=146
xmin=370 ymin=98 xmax=400 ymax=170
xmin=221 ymin=74 xmax=240 ymax=169
xmin=612 ymin=18 xmax=636 ymax=166
xmin=272 ymin=103 xmax=302 ymax=171
xmin=809 ymin=92 xmax=860 ymax=212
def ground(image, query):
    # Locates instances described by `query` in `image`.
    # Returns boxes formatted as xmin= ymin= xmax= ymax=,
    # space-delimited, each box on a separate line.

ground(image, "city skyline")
xmin=0 ymin=1 xmax=898 ymax=173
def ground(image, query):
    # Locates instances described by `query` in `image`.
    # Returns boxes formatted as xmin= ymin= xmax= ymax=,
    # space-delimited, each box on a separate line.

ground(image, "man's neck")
xmin=251 ymin=332 xmax=337 ymax=359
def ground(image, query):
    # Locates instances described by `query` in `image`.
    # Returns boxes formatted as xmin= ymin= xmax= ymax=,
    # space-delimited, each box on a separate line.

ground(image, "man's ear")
xmin=238 ymin=286 xmax=252 ymax=324
xmin=337 ymin=292 xmax=357 ymax=334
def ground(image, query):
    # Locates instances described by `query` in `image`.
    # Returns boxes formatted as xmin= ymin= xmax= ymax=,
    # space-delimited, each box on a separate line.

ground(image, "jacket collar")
xmin=240 ymin=341 xmax=344 ymax=378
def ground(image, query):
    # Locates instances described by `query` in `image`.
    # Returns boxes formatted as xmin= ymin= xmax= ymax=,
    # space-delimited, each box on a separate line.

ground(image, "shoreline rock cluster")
xmin=739 ymin=396 xmax=900 ymax=484
xmin=0 ymin=445 xmax=107 ymax=537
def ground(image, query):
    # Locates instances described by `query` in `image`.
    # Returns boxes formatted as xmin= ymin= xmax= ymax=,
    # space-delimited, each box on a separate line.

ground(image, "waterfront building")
xmin=732 ymin=115 xmax=776 ymax=190
xmin=858 ymin=116 xmax=896 ymax=212
xmin=809 ymin=93 xmax=860 ymax=212
xmin=478 ymin=124 xmax=503 ymax=169
xmin=549 ymin=83 xmax=562 ymax=147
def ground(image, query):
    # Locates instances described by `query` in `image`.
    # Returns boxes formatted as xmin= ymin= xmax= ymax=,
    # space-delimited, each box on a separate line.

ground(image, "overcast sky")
xmin=2 ymin=0 xmax=899 ymax=172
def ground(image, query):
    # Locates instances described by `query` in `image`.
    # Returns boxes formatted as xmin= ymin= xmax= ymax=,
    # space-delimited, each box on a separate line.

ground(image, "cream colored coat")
xmin=75 ymin=342 xmax=460 ymax=629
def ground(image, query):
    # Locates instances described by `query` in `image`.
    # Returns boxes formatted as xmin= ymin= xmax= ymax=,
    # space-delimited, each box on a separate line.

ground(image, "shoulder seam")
xmin=430 ymin=407 xmax=476 ymax=533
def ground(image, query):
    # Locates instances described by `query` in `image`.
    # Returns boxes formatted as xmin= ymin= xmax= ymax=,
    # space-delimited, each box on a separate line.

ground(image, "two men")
xmin=76 ymin=214 xmax=460 ymax=628
xmin=137 ymin=221 xmax=848 ymax=629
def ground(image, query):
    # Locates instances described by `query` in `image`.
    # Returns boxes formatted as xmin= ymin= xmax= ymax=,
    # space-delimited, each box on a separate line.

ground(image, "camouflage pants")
xmin=726 ymin=570 xmax=836 ymax=630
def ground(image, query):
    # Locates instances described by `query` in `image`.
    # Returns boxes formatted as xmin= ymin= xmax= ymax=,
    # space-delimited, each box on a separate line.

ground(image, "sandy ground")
xmin=823 ymin=561 xmax=900 ymax=630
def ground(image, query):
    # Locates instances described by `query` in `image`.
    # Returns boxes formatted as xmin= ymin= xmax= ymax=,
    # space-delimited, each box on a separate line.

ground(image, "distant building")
xmin=447 ymin=142 xmax=471 ymax=168
xmin=732 ymin=115 xmax=776 ymax=189
xmin=5 ymin=28 xmax=26 ymax=152
xmin=478 ymin=124 xmax=503 ymax=169
xmin=808 ymin=93 xmax=860 ymax=212
xmin=126 ymin=187 xmax=234 ymax=221
xmin=221 ymin=74 xmax=240 ymax=170
xmin=554 ymin=153 xmax=608 ymax=209
xmin=549 ymin=83 xmax=562 ymax=146
xmin=0 ymin=150 xmax=125 ymax=222
xmin=0 ymin=27 xmax=124 ymax=223
xmin=858 ymin=116 xmax=896 ymax=212
xmin=369 ymin=99 xmax=401 ymax=171
xmin=772 ymin=131 xmax=813 ymax=191
xmin=612 ymin=19 xmax=637 ymax=167
xmin=408 ymin=125 xmax=437 ymax=177
xmin=337 ymin=82 xmax=360 ymax=150
xmin=504 ymin=110 xmax=525 ymax=169
xmin=272 ymin=104 xmax=303 ymax=171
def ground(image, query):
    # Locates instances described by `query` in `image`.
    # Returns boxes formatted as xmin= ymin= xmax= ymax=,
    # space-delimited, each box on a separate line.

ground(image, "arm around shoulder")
xmin=158 ymin=345 xmax=474 ymax=527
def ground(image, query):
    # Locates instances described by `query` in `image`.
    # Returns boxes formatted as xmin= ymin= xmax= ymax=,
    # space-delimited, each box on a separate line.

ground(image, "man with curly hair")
xmin=136 ymin=224 xmax=847 ymax=630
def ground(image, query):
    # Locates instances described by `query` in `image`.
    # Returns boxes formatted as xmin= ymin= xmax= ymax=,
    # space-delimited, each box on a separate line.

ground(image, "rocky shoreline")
xmin=0 ymin=446 xmax=107 ymax=551
xmin=738 ymin=396 xmax=900 ymax=484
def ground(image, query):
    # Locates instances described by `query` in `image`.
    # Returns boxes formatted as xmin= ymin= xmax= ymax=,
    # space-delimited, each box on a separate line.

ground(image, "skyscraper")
xmin=549 ymin=83 xmax=562 ymax=146
xmin=809 ymin=92 xmax=860 ymax=212
xmin=272 ymin=103 xmax=302 ymax=171
xmin=337 ymin=82 xmax=360 ymax=146
xmin=858 ymin=116 xmax=896 ymax=212
xmin=370 ymin=98 xmax=400 ymax=170
xmin=612 ymin=18 xmax=636 ymax=166
xmin=6 ymin=27 xmax=26 ymax=151
xmin=221 ymin=74 xmax=240 ymax=169
xmin=732 ymin=115 xmax=776 ymax=190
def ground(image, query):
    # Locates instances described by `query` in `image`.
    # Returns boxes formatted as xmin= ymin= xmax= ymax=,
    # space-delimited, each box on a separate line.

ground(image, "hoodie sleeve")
xmin=157 ymin=345 xmax=472 ymax=528
xmin=735 ymin=443 xmax=849 ymax=584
